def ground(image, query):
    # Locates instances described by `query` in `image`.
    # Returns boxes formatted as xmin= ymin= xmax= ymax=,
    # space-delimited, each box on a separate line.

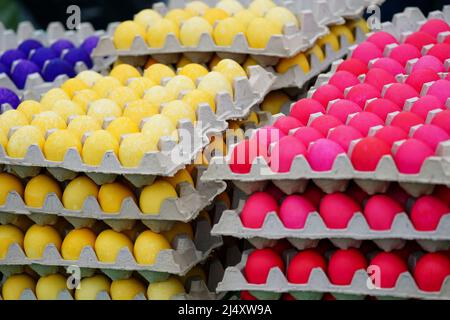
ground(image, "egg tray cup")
xmin=216 ymin=249 xmax=450 ymax=300
xmin=0 ymin=21 xmax=115 ymax=96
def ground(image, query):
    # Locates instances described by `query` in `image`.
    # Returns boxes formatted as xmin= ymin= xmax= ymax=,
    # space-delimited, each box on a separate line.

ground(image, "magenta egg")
xmin=346 ymin=83 xmax=381 ymax=108
xmin=311 ymin=84 xmax=344 ymax=107
xmin=371 ymin=57 xmax=405 ymax=76
xmin=427 ymin=43 xmax=450 ymax=63
xmin=412 ymin=124 xmax=449 ymax=151
xmin=309 ymin=114 xmax=343 ymax=136
xmin=241 ymin=192 xmax=279 ymax=229
xmin=364 ymin=98 xmax=401 ymax=121
xmin=328 ymin=125 xmax=363 ymax=151
xmin=369 ymin=252 xmax=408 ymax=288
xmin=270 ymin=136 xmax=307 ymax=173
xmin=364 ymin=68 xmax=396 ymax=91
xmin=348 ymin=111 xmax=384 ymax=136
xmin=367 ymin=31 xmax=398 ymax=50
xmin=410 ymin=95 xmax=443 ymax=120
xmin=410 ymin=196 xmax=449 ymax=231
xmin=388 ymin=43 xmax=421 ymax=66
xmin=427 ymin=80 xmax=450 ymax=105
xmin=430 ymin=110 xmax=450 ymax=135
xmin=394 ymin=138 xmax=434 ymax=174
xmin=351 ymin=41 xmax=383 ymax=65
xmin=419 ymin=19 xmax=450 ymax=38
xmin=404 ymin=31 xmax=437 ymax=50
xmin=411 ymin=56 xmax=445 ymax=73
xmin=336 ymin=58 xmax=369 ymax=76
xmin=373 ymin=125 xmax=408 ymax=147
xmin=390 ymin=111 xmax=424 ymax=133
xmin=327 ymin=99 xmax=362 ymax=123
xmin=307 ymin=138 xmax=345 ymax=171
xmin=279 ymin=195 xmax=315 ymax=229
xmin=328 ymin=70 xmax=360 ymax=91
xmin=406 ymin=69 xmax=441 ymax=93
xmin=364 ymin=195 xmax=403 ymax=230
xmin=292 ymin=127 xmax=323 ymax=147
xmin=320 ymin=193 xmax=361 ymax=229
xmin=383 ymin=83 xmax=419 ymax=107
xmin=273 ymin=116 xmax=303 ymax=135
xmin=290 ymin=98 xmax=325 ymax=125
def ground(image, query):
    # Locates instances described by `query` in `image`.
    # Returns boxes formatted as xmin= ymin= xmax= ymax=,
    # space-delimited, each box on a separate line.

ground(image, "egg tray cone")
xmin=216 ymin=249 xmax=450 ymax=300
xmin=0 ymin=21 xmax=114 ymax=95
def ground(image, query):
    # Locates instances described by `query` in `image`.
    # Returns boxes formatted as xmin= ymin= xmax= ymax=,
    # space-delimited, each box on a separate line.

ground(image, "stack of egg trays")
xmin=0 ymin=21 xmax=113 ymax=96
xmin=216 ymin=249 xmax=450 ymax=300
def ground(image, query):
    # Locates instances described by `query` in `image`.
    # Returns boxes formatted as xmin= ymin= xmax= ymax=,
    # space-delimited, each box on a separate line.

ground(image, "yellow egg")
xmin=161 ymin=100 xmax=196 ymax=126
xmin=118 ymin=133 xmax=158 ymax=168
xmin=317 ymin=32 xmax=340 ymax=52
xmin=52 ymin=100 xmax=85 ymax=122
xmin=144 ymin=63 xmax=175 ymax=85
xmin=62 ymin=176 xmax=99 ymax=210
xmin=87 ymin=99 xmax=122 ymax=123
xmin=113 ymin=20 xmax=146 ymax=50
xmin=82 ymin=130 xmax=119 ymax=166
xmin=216 ymin=0 xmax=244 ymax=15
xmin=203 ymin=8 xmax=229 ymax=25
xmin=31 ymin=111 xmax=67 ymax=135
xmin=110 ymin=64 xmax=141 ymax=85
xmin=76 ymin=70 xmax=102 ymax=87
xmin=134 ymin=9 xmax=163 ymax=29
xmin=122 ymin=100 xmax=159 ymax=125
xmin=165 ymin=9 xmax=194 ymax=28
xmin=107 ymin=86 xmax=139 ymax=109
xmin=163 ymin=169 xmax=194 ymax=188
xmin=143 ymin=85 xmax=175 ymax=107
xmin=134 ymin=230 xmax=171 ymax=264
xmin=110 ymin=278 xmax=146 ymax=300
xmin=242 ymin=56 xmax=258 ymax=73
xmin=208 ymin=54 xmax=221 ymax=69
xmin=182 ymin=89 xmax=216 ymax=113
xmin=6 ymin=125 xmax=45 ymax=158
xmin=0 ymin=224 xmax=24 ymax=259
xmin=276 ymin=52 xmax=309 ymax=74
xmin=61 ymin=78 xmax=89 ymax=97
xmin=24 ymin=175 xmax=62 ymax=208
xmin=139 ymin=180 xmax=177 ymax=214
xmin=72 ymin=89 xmax=99 ymax=112
xmin=330 ymin=24 xmax=355 ymax=45
xmin=141 ymin=114 xmax=178 ymax=144
xmin=213 ymin=58 xmax=247 ymax=83
xmin=43 ymin=129 xmax=81 ymax=162
xmin=0 ymin=172 xmax=23 ymax=205
xmin=147 ymin=276 xmax=185 ymax=300
xmin=36 ymin=274 xmax=70 ymax=300
xmin=307 ymin=44 xmax=325 ymax=62
xmin=180 ymin=17 xmax=213 ymax=46
xmin=2 ymin=274 xmax=36 ymax=300
xmin=24 ymin=224 xmax=62 ymax=258
xmin=265 ymin=6 xmax=299 ymax=29
xmin=0 ymin=129 xmax=6 ymax=149
xmin=162 ymin=222 xmax=194 ymax=243
xmin=180 ymin=265 xmax=207 ymax=283
xmin=16 ymin=100 xmax=43 ymax=122
xmin=0 ymin=109 xmax=28 ymax=135
xmin=98 ymin=182 xmax=135 ymax=213
xmin=249 ymin=0 xmax=276 ymax=16
xmin=94 ymin=229 xmax=133 ymax=262
xmin=347 ymin=18 xmax=369 ymax=34
xmin=127 ymin=77 xmax=156 ymax=97
xmin=186 ymin=1 xmax=209 ymax=15
xmin=92 ymin=76 xmax=122 ymax=97
xmin=178 ymin=63 xmax=209 ymax=83
xmin=106 ymin=117 xmax=139 ymax=140
xmin=197 ymin=71 xmax=233 ymax=97
xmin=146 ymin=18 xmax=179 ymax=48
xmin=213 ymin=17 xmax=245 ymax=46
xmin=233 ymin=9 xmax=257 ymax=28
xmin=40 ymin=88 xmax=70 ymax=111
xmin=247 ymin=17 xmax=282 ymax=48
xmin=165 ymin=75 xmax=196 ymax=98
xmin=67 ymin=115 xmax=102 ymax=140
xmin=61 ymin=227 xmax=96 ymax=260
xmin=75 ymin=274 xmax=111 ymax=300
xmin=261 ymin=90 xmax=290 ymax=114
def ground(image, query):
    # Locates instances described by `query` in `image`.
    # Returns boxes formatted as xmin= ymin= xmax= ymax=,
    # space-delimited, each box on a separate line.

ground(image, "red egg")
xmin=367 ymin=31 xmax=399 ymax=50
xmin=351 ymin=41 xmax=383 ymax=65
xmin=350 ymin=137 xmax=391 ymax=171
xmin=328 ymin=248 xmax=368 ymax=285
xmin=319 ymin=193 xmax=361 ymax=229
xmin=307 ymin=138 xmax=345 ymax=171
xmin=302 ymin=183 xmax=324 ymax=209
xmin=327 ymin=99 xmax=362 ymax=123
xmin=309 ymin=114 xmax=343 ymax=136
xmin=369 ymin=252 xmax=408 ymax=288
xmin=364 ymin=98 xmax=401 ymax=121
xmin=346 ymin=183 xmax=369 ymax=205
xmin=287 ymin=250 xmax=327 ymax=284
xmin=279 ymin=195 xmax=315 ymax=229
xmin=386 ymin=183 xmax=411 ymax=207
xmin=364 ymin=195 xmax=403 ymax=230
xmin=292 ymin=126 xmax=323 ymax=147
xmin=240 ymin=291 xmax=258 ymax=300
xmin=427 ymin=43 xmax=450 ymax=62
xmin=390 ymin=111 xmax=424 ymax=133
xmin=337 ymin=58 xmax=369 ymax=76
xmin=433 ymin=185 xmax=450 ymax=206
xmin=413 ymin=252 xmax=450 ymax=292
xmin=388 ymin=43 xmax=422 ymax=66
xmin=412 ymin=124 xmax=449 ymax=151
xmin=273 ymin=116 xmax=303 ymax=135
xmin=410 ymin=195 xmax=448 ymax=231
xmin=419 ymin=19 xmax=450 ymax=38
xmin=253 ymin=126 xmax=285 ymax=148
xmin=312 ymin=84 xmax=344 ymax=107
xmin=411 ymin=56 xmax=445 ymax=73
xmin=328 ymin=70 xmax=360 ymax=91
xmin=364 ymin=68 xmax=397 ymax=91
xmin=265 ymin=183 xmax=285 ymax=202
xmin=270 ymin=136 xmax=307 ymax=173
xmin=406 ymin=69 xmax=441 ymax=93
xmin=427 ymin=80 xmax=450 ymax=105
xmin=404 ymin=31 xmax=437 ymax=50
xmin=394 ymin=138 xmax=434 ymax=174
xmin=373 ymin=125 xmax=408 ymax=147
xmin=410 ymin=95 xmax=443 ymax=120
xmin=430 ymin=110 xmax=450 ymax=135
xmin=383 ymin=83 xmax=419 ymax=107
xmin=241 ymin=192 xmax=279 ymax=228
xmin=328 ymin=125 xmax=363 ymax=151
xmin=244 ymin=248 xmax=285 ymax=284
xmin=371 ymin=57 xmax=405 ymax=75
xmin=290 ymin=98 xmax=326 ymax=125
xmin=348 ymin=111 xmax=384 ymax=136
xmin=229 ymin=139 xmax=269 ymax=174
xmin=346 ymin=83 xmax=381 ymax=108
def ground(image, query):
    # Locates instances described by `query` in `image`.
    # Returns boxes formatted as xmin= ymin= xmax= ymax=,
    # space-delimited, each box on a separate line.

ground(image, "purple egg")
xmin=18 ymin=39 xmax=44 ymax=57
xmin=42 ymin=58 xmax=75 ymax=81
xmin=0 ymin=49 xmax=26 ymax=70
xmin=0 ymin=62 xmax=8 ymax=75
xmin=29 ymin=47 xmax=58 ymax=69
xmin=0 ymin=87 xmax=21 ymax=109
xmin=50 ymin=39 xmax=75 ymax=56
xmin=11 ymin=60 xmax=40 ymax=89
xmin=63 ymin=47 xmax=93 ymax=68
xmin=80 ymin=35 xmax=99 ymax=54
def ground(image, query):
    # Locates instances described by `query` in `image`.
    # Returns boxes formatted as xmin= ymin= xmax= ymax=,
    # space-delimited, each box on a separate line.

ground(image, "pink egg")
xmin=364 ymin=195 xmax=403 ymax=230
xmin=410 ymin=95 xmax=443 ymax=120
xmin=327 ymin=99 xmax=362 ymax=123
xmin=337 ymin=58 xmax=369 ymax=76
xmin=386 ymin=183 xmax=411 ymax=207
xmin=433 ymin=185 xmax=450 ymax=207
xmin=328 ymin=125 xmax=363 ymax=151
xmin=348 ymin=111 xmax=384 ymax=136
xmin=410 ymin=195 xmax=448 ymax=231
xmin=244 ymin=248 xmax=285 ymax=284
xmin=319 ymin=193 xmax=361 ymax=229
xmin=311 ymin=84 xmax=344 ymax=107
xmin=404 ymin=31 xmax=437 ymax=50
xmin=290 ymin=98 xmax=326 ymax=125
xmin=373 ymin=125 xmax=408 ymax=147
xmin=388 ymin=43 xmax=422 ymax=66
xmin=279 ymin=195 xmax=315 ymax=229
xmin=270 ymin=136 xmax=307 ymax=173
xmin=367 ymin=31 xmax=399 ymax=50
xmin=364 ymin=98 xmax=401 ymax=121
xmin=350 ymin=137 xmax=391 ymax=171
xmin=383 ymin=83 xmax=419 ymax=107
xmin=328 ymin=249 xmax=368 ymax=285
xmin=241 ymin=192 xmax=279 ymax=228
xmin=411 ymin=55 xmax=445 ymax=73
xmin=346 ymin=83 xmax=381 ymax=108
xmin=371 ymin=57 xmax=405 ymax=75
xmin=427 ymin=43 xmax=450 ymax=62
xmin=302 ymin=183 xmax=324 ymax=209
xmin=369 ymin=252 xmax=408 ymax=288
xmin=364 ymin=68 xmax=397 ymax=91
xmin=229 ymin=139 xmax=269 ymax=174
xmin=273 ymin=116 xmax=303 ymax=135
xmin=419 ymin=19 xmax=450 ymax=38
xmin=390 ymin=111 xmax=424 ymax=133
xmin=253 ymin=126 xmax=285 ymax=148
xmin=346 ymin=183 xmax=369 ymax=205
xmin=394 ymin=138 xmax=434 ymax=174
xmin=328 ymin=70 xmax=360 ymax=91
xmin=412 ymin=124 xmax=449 ymax=151
xmin=427 ymin=80 xmax=450 ymax=105
xmin=431 ymin=110 xmax=450 ymax=134
xmin=292 ymin=126 xmax=323 ymax=147
xmin=351 ymin=41 xmax=383 ymax=65
xmin=414 ymin=252 xmax=450 ymax=292
xmin=307 ymin=138 xmax=345 ymax=171
xmin=309 ymin=114 xmax=343 ymax=136
xmin=405 ymin=69 xmax=441 ymax=93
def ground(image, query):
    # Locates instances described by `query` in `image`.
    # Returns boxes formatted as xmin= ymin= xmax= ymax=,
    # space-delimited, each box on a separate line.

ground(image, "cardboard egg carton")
xmin=216 ymin=249 xmax=450 ymax=300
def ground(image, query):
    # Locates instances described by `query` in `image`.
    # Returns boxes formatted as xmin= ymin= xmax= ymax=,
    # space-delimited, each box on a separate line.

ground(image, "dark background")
xmin=0 ymin=0 xmax=450 ymax=30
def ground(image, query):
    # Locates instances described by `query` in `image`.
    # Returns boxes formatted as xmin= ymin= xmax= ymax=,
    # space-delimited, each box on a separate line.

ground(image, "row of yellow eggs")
xmin=114 ymin=0 xmax=299 ymax=49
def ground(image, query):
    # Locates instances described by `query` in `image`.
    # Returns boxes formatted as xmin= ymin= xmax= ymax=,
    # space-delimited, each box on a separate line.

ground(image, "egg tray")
xmin=216 ymin=249 xmax=450 ymax=300
xmin=0 ymin=21 xmax=115 ymax=96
